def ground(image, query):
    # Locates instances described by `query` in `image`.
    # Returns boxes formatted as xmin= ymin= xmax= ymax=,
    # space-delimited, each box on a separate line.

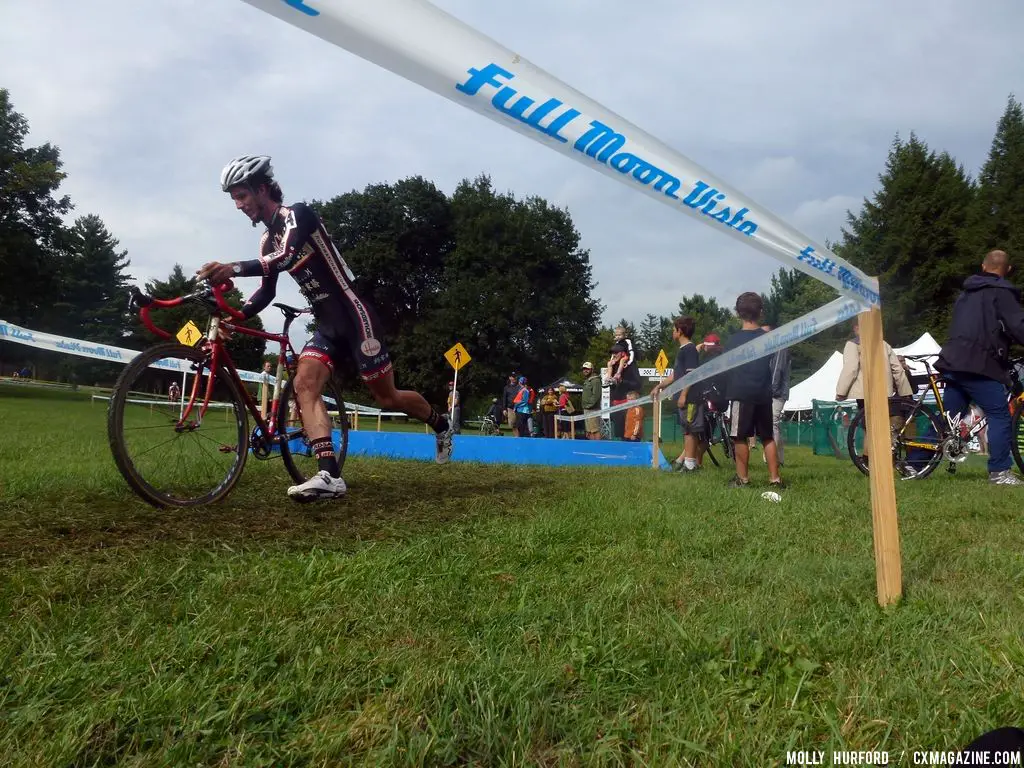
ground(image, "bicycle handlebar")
xmin=130 ymin=280 xmax=246 ymax=340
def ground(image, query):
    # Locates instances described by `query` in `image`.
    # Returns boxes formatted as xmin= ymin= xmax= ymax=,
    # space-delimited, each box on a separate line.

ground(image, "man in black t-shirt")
xmin=651 ymin=316 xmax=701 ymax=470
xmin=724 ymin=292 xmax=784 ymax=490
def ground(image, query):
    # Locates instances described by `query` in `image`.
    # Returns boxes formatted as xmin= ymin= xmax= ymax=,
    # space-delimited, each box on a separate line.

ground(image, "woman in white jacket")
xmin=836 ymin=321 xmax=914 ymax=404
xmin=836 ymin=320 xmax=914 ymax=470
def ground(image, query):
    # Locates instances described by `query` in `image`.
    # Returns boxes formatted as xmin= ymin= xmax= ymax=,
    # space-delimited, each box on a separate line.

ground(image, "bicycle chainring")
xmin=250 ymin=425 xmax=274 ymax=459
xmin=942 ymin=437 xmax=970 ymax=463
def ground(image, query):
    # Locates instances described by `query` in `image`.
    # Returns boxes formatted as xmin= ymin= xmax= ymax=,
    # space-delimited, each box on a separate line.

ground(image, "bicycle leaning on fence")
xmin=107 ymin=280 xmax=349 ymax=508
xmin=845 ymin=354 xmax=1024 ymax=480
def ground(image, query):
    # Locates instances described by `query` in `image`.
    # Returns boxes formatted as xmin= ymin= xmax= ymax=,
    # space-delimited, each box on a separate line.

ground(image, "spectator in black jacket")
xmin=933 ymin=250 xmax=1024 ymax=485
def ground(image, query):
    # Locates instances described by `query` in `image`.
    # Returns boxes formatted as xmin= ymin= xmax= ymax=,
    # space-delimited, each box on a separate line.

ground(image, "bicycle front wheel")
xmin=277 ymin=375 xmax=350 ymax=485
xmin=847 ymin=399 xmax=943 ymax=479
xmin=107 ymin=342 xmax=249 ymax=507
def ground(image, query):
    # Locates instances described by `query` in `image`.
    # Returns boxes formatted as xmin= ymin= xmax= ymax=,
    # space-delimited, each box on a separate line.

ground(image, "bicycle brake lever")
xmin=128 ymin=287 xmax=152 ymax=311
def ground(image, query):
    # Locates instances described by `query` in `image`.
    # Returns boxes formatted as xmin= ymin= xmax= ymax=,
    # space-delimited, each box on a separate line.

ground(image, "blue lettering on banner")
xmin=279 ymin=0 xmax=320 ymax=16
xmin=0 ymin=323 xmax=34 ymax=342
xmin=54 ymin=340 xmax=124 ymax=360
xmin=797 ymin=246 xmax=880 ymax=306
xmin=454 ymin=62 xmax=758 ymax=237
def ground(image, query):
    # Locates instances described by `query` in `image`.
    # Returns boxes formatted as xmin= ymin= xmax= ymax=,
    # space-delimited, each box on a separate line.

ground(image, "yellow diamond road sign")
xmin=444 ymin=342 xmax=471 ymax=371
xmin=176 ymin=320 xmax=202 ymax=346
xmin=655 ymin=349 xmax=669 ymax=376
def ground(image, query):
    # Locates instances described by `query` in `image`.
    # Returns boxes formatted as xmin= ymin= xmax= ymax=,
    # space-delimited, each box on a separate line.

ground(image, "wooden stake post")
xmin=651 ymin=396 xmax=661 ymax=469
xmin=858 ymin=307 xmax=903 ymax=607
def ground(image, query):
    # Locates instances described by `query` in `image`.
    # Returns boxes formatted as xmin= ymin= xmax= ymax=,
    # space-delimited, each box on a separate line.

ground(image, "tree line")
xmin=591 ymin=95 xmax=1024 ymax=381
xmin=3 ymin=83 xmax=1022 ymax=403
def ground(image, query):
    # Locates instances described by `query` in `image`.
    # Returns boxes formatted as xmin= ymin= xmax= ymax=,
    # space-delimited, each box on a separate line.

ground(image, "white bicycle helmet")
xmin=220 ymin=155 xmax=273 ymax=192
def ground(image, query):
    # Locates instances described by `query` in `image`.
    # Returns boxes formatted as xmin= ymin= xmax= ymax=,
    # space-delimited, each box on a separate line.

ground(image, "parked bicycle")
xmin=700 ymin=398 xmax=733 ymax=468
xmin=107 ymin=280 xmax=349 ymax=507
xmin=478 ymin=414 xmax=500 ymax=436
xmin=846 ymin=354 xmax=1024 ymax=479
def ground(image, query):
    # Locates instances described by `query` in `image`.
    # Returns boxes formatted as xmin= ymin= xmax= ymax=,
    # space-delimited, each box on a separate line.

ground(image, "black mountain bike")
xmin=846 ymin=354 xmax=1024 ymax=479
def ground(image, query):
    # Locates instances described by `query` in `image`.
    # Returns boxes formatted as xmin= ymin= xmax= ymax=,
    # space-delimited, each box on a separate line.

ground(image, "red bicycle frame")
xmin=136 ymin=280 xmax=304 ymax=438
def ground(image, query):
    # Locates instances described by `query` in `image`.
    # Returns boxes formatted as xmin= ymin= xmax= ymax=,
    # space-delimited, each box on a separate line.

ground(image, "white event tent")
xmin=782 ymin=332 xmax=942 ymax=413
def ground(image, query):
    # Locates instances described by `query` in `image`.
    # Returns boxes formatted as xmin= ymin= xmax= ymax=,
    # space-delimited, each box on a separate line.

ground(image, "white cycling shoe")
xmin=287 ymin=470 xmax=347 ymax=502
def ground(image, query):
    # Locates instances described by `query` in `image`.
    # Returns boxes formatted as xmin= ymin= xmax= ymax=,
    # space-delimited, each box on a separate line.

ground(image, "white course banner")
xmin=0 ymin=319 xmax=265 ymax=384
xmin=238 ymin=0 xmax=880 ymax=308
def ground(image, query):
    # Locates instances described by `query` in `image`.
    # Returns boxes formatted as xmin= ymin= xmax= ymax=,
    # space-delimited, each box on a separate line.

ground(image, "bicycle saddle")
xmin=273 ymin=303 xmax=307 ymax=318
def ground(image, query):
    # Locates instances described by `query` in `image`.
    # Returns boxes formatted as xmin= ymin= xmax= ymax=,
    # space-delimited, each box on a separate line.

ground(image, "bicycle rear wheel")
xmin=277 ymin=375 xmax=350 ymax=485
xmin=701 ymin=412 xmax=722 ymax=467
xmin=847 ymin=399 xmax=943 ymax=479
xmin=107 ymin=342 xmax=249 ymax=507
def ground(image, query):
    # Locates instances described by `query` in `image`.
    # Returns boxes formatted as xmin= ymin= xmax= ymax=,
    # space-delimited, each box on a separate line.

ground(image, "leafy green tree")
xmin=677 ymin=293 xmax=740 ymax=341
xmin=316 ymin=174 xmax=601 ymax=404
xmin=0 ymin=88 xmax=72 ymax=325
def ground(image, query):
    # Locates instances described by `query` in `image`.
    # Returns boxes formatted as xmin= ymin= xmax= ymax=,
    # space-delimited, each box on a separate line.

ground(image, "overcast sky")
xmin=2 ymin=0 xmax=1022 ymax=344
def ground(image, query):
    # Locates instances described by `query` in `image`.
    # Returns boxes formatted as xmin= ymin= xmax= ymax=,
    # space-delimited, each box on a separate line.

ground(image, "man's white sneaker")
xmin=435 ymin=424 xmax=454 ymax=465
xmin=287 ymin=470 xmax=347 ymax=502
xmin=989 ymin=469 xmax=1024 ymax=486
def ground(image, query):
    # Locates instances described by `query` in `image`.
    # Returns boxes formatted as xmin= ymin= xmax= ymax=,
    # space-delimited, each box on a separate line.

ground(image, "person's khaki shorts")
xmin=506 ymin=408 xmax=516 ymax=428
xmin=585 ymin=413 xmax=600 ymax=433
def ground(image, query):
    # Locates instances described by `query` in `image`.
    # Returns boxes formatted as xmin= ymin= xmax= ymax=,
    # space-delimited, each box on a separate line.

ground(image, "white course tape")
xmin=0 ymin=318 xmax=266 ymax=383
xmin=238 ymin=0 xmax=880 ymax=307
xmin=1 ymin=319 xmax=412 ymax=417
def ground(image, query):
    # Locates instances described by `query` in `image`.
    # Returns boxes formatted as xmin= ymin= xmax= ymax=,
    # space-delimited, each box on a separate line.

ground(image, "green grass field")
xmin=2 ymin=383 xmax=1023 ymax=766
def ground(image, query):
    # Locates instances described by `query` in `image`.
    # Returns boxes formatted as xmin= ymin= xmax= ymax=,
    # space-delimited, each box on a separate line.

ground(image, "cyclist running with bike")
xmin=198 ymin=155 xmax=454 ymax=502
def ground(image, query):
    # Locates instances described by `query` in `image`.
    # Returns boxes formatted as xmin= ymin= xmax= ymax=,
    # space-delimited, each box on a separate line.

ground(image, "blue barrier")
xmin=311 ymin=431 xmax=672 ymax=469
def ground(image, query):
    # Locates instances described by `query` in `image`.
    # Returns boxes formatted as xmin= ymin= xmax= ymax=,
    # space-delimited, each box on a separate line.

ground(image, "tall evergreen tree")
xmin=835 ymin=132 xmax=976 ymax=342
xmin=46 ymin=214 xmax=134 ymax=341
xmin=970 ymin=94 xmax=1024 ymax=262
xmin=636 ymin=313 xmax=662 ymax=362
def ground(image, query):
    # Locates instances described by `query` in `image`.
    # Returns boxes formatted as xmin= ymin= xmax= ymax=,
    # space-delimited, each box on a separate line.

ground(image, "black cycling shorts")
xmin=300 ymin=328 xmax=393 ymax=382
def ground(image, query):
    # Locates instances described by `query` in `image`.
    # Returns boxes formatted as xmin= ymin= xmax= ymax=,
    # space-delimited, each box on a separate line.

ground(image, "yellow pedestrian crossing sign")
xmin=655 ymin=348 xmax=670 ymax=376
xmin=444 ymin=342 xmax=471 ymax=371
xmin=176 ymin=320 xmax=203 ymax=346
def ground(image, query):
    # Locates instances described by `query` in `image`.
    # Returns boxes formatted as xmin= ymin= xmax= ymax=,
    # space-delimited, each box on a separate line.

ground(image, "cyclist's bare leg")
xmin=733 ymin=440 xmax=750 ymax=481
xmin=763 ymin=438 xmax=781 ymax=482
xmin=293 ymin=359 xmax=332 ymax=441
xmin=366 ymin=369 xmax=447 ymax=433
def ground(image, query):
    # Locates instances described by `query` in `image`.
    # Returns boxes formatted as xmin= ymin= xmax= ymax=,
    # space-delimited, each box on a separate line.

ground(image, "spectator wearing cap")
xmin=447 ymin=380 xmax=461 ymax=434
xmin=580 ymin=362 xmax=603 ymax=439
xmin=513 ymin=376 xmax=532 ymax=437
xmin=503 ymin=375 xmax=519 ymax=434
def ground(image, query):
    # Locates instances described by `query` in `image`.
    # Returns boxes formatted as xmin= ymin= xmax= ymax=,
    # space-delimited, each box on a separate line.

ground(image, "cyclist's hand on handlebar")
xmin=197 ymin=261 xmax=236 ymax=285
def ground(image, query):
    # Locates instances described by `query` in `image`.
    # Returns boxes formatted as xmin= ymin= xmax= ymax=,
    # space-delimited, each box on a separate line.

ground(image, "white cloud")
xmin=2 ymin=0 xmax=1022 ymax=351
